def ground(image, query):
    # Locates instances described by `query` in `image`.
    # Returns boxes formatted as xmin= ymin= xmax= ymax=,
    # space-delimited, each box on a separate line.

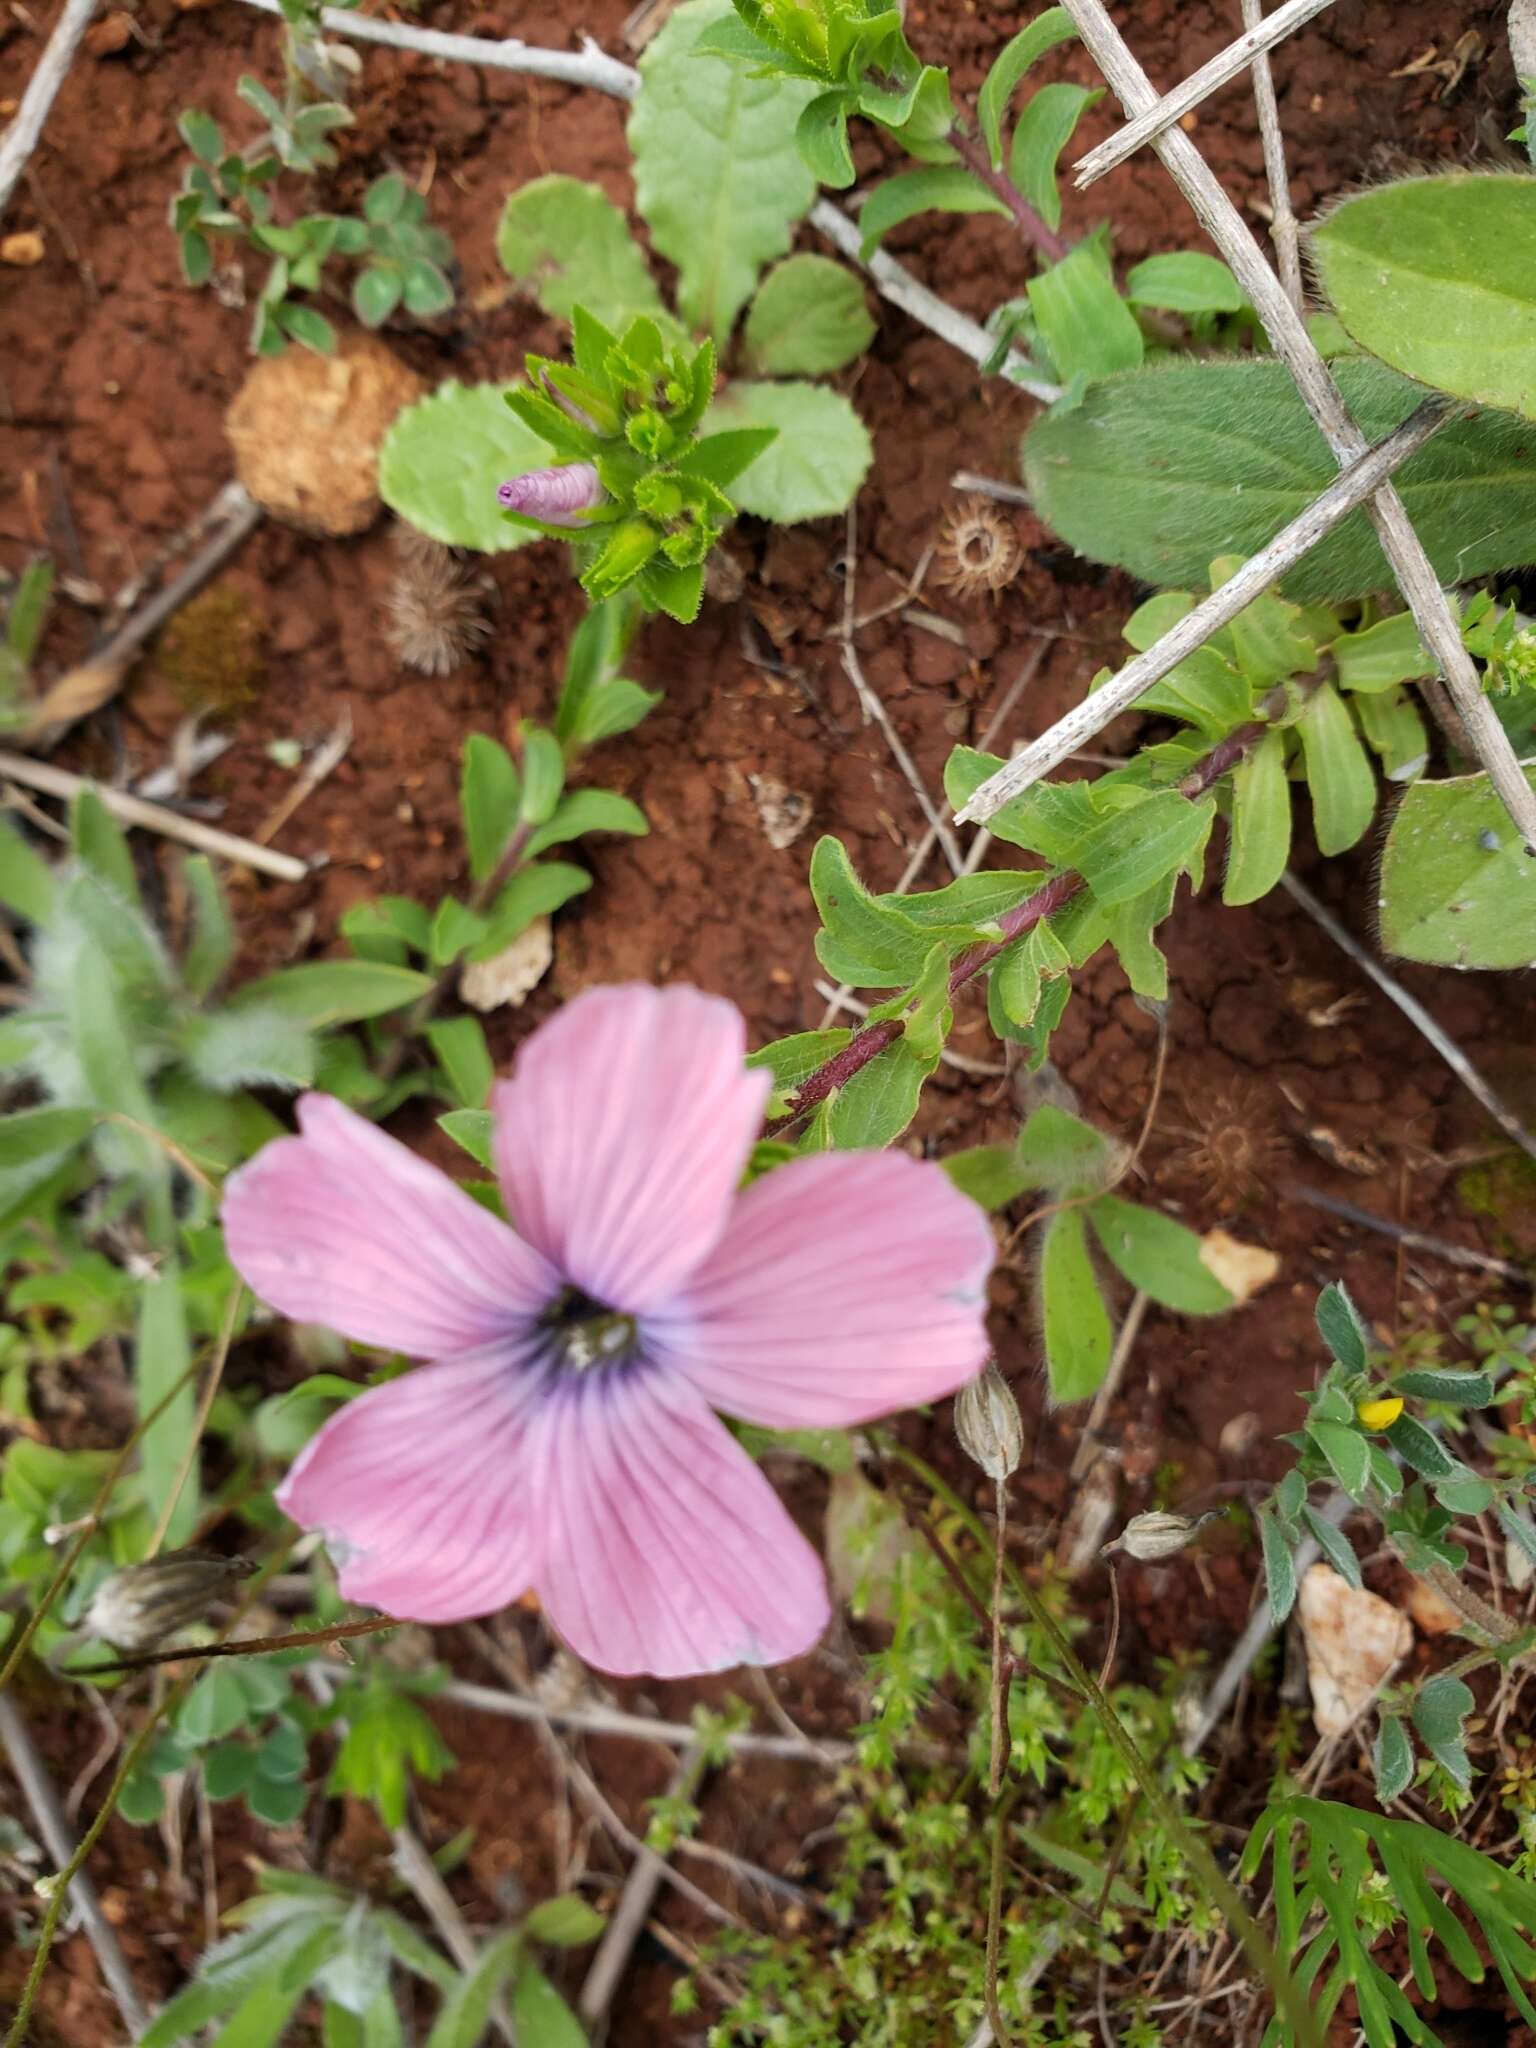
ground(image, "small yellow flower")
xmin=1357 ymin=1395 xmax=1404 ymax=1431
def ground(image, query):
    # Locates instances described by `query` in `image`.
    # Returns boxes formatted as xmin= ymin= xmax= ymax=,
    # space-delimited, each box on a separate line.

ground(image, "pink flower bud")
xmin=497 ymin=462 xmax=603 ymax=527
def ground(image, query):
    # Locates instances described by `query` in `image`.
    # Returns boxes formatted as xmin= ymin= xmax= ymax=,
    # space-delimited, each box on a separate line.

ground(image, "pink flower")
xmin=496 ymin=462 xmax=603 ymax=526
xmin=222 ymin=986 xmax=994 ymax=1678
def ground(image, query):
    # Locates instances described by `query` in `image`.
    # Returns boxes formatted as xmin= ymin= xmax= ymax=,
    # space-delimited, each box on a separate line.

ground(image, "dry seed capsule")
xmin=85 ymin=1552 xmax=257 ymax=1651
xmin=954 ymin=1361 xmax=1024 ymax=1482
xmin=1102 ymin=1508 xmax=1224 ymax=1562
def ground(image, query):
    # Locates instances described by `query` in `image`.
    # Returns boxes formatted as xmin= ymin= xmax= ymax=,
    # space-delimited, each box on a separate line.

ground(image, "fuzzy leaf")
xmin=1086 ymin=1194 xmax=1234 ymax=1314
xmin=826 ymin=1040 xmax=936 ymax=1149
xmin=1331 ymin=612 xmax=1433 ymax=694
xmin=137 ymin=1256 xmax=200 ymax=1552
xmin=231 ymin=961 xmax=432 ymax=1029
xmin=1312 ymin=173 xmax=1536 ymax=420
xmin=1124 ymin=251 xmax=1247 ymax=314
xmin=1316 ymin=1279 xmax=1370 ymax=1373
xmin=1411 ymin=1673 xmax=1475 ymax=1787
xmin=1258 ymin=1505 xmax=1298 ymax=1624
xmin=1296 ymin=680 xmax=1377 ymax=855
xmin=0 ymin=815 xmax=56 ymax=924
xmin=1393 ymin=1369 xmax=1496 ymax=1407
xmin=1021 ymin=356 xmax=1536 ymax=600
xmin=379 ymin=383 xmax=552 ymax=552
xmin=1373 ymin=1716 xmax=1414 ymax=1804
xmin=705 ymin=380 xmax=872 ymax=523
xmin=630 ymin=0 xmax=818 ymax=341
xmin=1027 ymin=244 xmax=1144 ymax=384
xmin=1071 ymin=790 xmax=1213 ymax=905
xmin=976 ymin=7 xmax=1077 ymax=167
xmin=1378 ymin=764 xmax=1536 ymax=969
xmin=1223 ymin=727 xmax=1291 ymax=906
xmin=1309 ymin=1418 xmax=1372 ymax=1500
xmin=1302 ymin=1504 xmax=1364 ymax=1591
xmin=856 ymin=166 xmax=1007 ymax=256
xmin=496 ymin=174 xmax=673 ymax=334
xmin=742 ymin=253 xmax=875 ymax=375
xmin=1040 ymin=1207 xmax=1112 ymax=1403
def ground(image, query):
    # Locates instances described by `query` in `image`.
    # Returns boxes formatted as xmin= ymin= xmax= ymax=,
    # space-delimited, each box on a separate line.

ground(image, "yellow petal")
xmin=1356 ymin=1396 xmax=1404 ymax=1431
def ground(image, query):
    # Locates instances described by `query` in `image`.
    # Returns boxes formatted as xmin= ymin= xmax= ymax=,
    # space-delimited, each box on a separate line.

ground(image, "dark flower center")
xmin=541 ymin=1286 xmax=638 ymax=1373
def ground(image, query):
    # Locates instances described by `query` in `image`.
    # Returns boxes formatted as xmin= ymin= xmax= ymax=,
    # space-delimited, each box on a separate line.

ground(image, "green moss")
xmin=1456 ymin=1149 xmax=1536 ymax=1256
xmin=154 ymin=584 xmax=263 ymax=713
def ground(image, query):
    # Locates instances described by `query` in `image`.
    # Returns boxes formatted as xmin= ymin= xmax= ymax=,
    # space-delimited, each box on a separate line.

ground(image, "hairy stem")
xmin=949 ymin=124 xmax=1071 ymax=266
xmin=79 ymin=1613 xmax=401 ymax=1677
xmin=985 ymin=1786 xmax=1020 ymax=2046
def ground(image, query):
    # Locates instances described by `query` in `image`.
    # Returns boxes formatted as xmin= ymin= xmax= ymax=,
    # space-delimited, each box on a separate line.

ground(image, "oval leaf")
xmin=380 ymin=383 xmax=552 ymax=552
xmin=704 ymin=381 xmax=872 ymax=524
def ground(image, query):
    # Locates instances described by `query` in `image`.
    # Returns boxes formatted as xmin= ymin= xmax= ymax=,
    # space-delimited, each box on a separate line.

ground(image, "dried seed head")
xmin=385 ymin=531 xmax=489 ymax=676
xmin=1102 ymin=1508 xmax=1224 ymax=1563
xmin=954 ymin=1360 xmax=1024 ymax=1482
xmin=85 ymin=1552 xmax=258 ymax=1651
xmin=936 ymin=497 xmax=1021 ymax=599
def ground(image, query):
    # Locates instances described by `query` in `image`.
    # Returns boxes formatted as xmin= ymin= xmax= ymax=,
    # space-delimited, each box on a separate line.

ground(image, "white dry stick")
xmin=0 ymin=0 xmax=100 ymax=220
xmin=1053 ymin=0 xmax=1536 ymax=856
xmin=578 ymin=1747 xmax=701 ymax=2028
xmin=437 ymin=1679 xmax=853 ymax=1763
xmin=954 ymin=399 xmax=1447 ymax=822
xmin=1279 ymin=870 xmax=1536 ymax=1167
xmin=0 ymin=749 xmax=310 ymax=881
xmin=1241 ymin=0 xmax=1303 ymax=311
xmin=1071 ymin=0 xmax=1339 ymax=187
xmin=951 ymin=471 xmax=1034 ymax=506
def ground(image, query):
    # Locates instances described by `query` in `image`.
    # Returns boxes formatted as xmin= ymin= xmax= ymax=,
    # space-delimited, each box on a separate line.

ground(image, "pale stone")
xmin=1198 ymin=1229 xmax=1280 ymax=1302
xmin=1298 ymin=1563 xmax=1412 ymax=1737
xmin=459 ymin=916 xmax=553 ymax=1012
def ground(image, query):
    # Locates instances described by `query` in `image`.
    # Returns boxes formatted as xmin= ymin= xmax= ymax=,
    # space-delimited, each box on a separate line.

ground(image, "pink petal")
xmin=224 ymin=1093 xmax=555 ymax=1358
xmin=650 ymin=1152 xmax=995 ymax=1428
xmin=535 ymin=1371 xmax=830 ymax=1678
xmin=492 ymin=985 xmax=770 ymax=1315
xmin=276 ymin=1345 xmax=548 ymax=1622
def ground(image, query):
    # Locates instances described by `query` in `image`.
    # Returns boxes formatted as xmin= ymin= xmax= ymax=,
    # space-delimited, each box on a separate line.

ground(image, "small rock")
xmin=748 ymin=773 xmax=812 ymax=850
xmin=0 ymin=231 xmax=45 ymax=267
xmin=86 ymin=11 xmax=134 ymax=53
xmin=1298 ymin=1563 xmax=1411 ymax=1736
xmin=1219 ymin=1409 xmax=1263 ymax=1459
xmin=225 ymin=330 xmax=426 ymax=536
xmin=460 ymin=916 xmax=552 ymax=1012
xmin=1404 ymin=1576 xmax=1464 ymax=1638
xmin=1198 ymin=1229 xmax=1279 ymax=1302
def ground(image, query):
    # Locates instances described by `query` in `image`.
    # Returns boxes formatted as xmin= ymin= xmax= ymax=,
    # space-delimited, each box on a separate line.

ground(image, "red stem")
xmin=949 ymin=125 xmax=1071 ymax=266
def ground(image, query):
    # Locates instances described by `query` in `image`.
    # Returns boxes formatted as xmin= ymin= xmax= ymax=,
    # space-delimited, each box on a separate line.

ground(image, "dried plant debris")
xmin=748 ymin=772 xmax=812 ymax=850
xmin=935 ymin=496 xmax=1021 ymax=599
xmin=384 ymin=529 xmax=489 ymax=675
xmin=1163 ymin=1079 xmax=1289 ymax=1214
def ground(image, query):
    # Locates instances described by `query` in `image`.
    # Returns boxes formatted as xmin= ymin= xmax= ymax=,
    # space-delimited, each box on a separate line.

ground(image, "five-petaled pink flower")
xmin=223 ymin=985 xmax=994 ymax=1678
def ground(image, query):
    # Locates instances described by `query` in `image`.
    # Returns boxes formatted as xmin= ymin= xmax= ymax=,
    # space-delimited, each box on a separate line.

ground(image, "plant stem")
xmin=77 ymin=1612 xmax=401 ymax=1676
xmin=988 ymin=1479 xmax=1008 ymax=1801
xmin=886 ymin=1440 xmax=1323 ymax=2048
xmin=949 ymin=125 xmax=1070 ymax=265
xmin=985 ymin=1786 xmax=1020 ymax=2046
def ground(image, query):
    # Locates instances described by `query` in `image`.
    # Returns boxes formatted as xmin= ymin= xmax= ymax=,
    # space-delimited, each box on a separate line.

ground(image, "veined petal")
xmin=224 ymin=1093 xmax=555 ymax=1358
xmin=651 ymin=1152 xmax=994 ymax=1428
xmin=536 ymin=1371 xmax=829 ymax=1679
xmin=492 ymin=985 xmax=770 ymax=1314
xmin=276 ymin=1344 xmax=548 ymax=1622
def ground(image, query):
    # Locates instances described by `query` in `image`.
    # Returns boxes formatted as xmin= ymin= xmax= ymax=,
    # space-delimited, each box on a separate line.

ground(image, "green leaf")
xmin=1411 ymin=1673 xmax=1475 ymax=1787
xmin=1373 ymin=1716 xmax=1414 ymax=1804
xmin=1312 ymin=173 xmax=1536 ymax=420
xmin=438 ymin=1108 xmax=496 ymax=1172
xmin=1353 ymin=684 xmax=1428 ymax=783
xmin=460 ymin=734 xmax=521 ymax=884
xmin=810 ymin=836 xmax=931 ymax=986
xmin=1072 ymin=790 xmax=1213 ymax=906
xmin=630 ymin=0 xmax=818 ymax=341
xmin=518 ymin=727 xmax=565 ymax=828
xmin=1394 ymin=1369 xmax=1495 ymax=1407
xmin=1302 ymin=1504 xmax=1363 ymax=1590
xmin=795 ymin=89 xmax=856 ymax=187
xmin=510 ymin=1962 xmax=588 ymax=2048
xmin=1027 ymin=244 xmax=1144 ymax=384
xmin=1434 ymin=1471 xmax=1495 ymax=1517
xmin=136 ymin=1255 xmax=199 ymax=1549
xmin=827 ymin=1040 xmax=936 ymax=1149
xmin=523 ymin=789 xmax=647 ymax=861
xmin=1377 ymin=764 xmax=1536 ymax=969
xmin=976 ymin=7 xmax=1077 ymax=168
xmin=0 ymin=816 xmax=56 ymax=924
xmin=1014 ymin=1101 xmax=1118 ymax=1195
xmin=232 ymin=960 xmax=432 ymax=1029
xmin=274 ymin=303 xmax=338 ymax=355
xmin=496 ymin=174 xmax=673 ymax=335
xmin=71 ymin=786 xmax=140 ymax=905
xmin=328 ymin=1681 xmax=454 ymax=1832
xmin=182 ymin=1004 xmax=317 ymax=1092
xmin=352 ymin=266 xmax=403 ymax=330
xmin=1258 ymin=1505 xmax=1298 ymax=1624
xmin=1223 ymin=727 xmax=1291 ymax=906
xmin=745 ymin=1028 xmax=849 ymax=1112
xmin=181 ymin=855 xmax=235 ymax=998
xmin=561 ymin=678 xmax=661 ymax=750
xmin=1383 ymin=1412 xmax=1455 ymax=1480
xmin=1021 ymin=355 xmax=1536 ymax=600
xmin=856 ymin=166 xmax=1007 ymax=257
xmin=942 ymin=1143 xmax=1033 ymax=1211
xmin=179 ymin=108 xmax=224 ymax=162
xmin=1040 ymin=1207 xmax=1112 ymax=1403
xmin=1331 ymin=611 xmax=1433 ymax=694
xmin=1309 ymin=1418 xmax=1372 ymax=1500
xmin=1296 ymin=680 xmax=1377 ymax=856
xmin=1124 ymin=251 xmax=1247 ymax=315
xmin=204 ymin=1742 xmax=260 ymax=1800
xmin=0 ymin=1106 xmax=95 ymax=1168
xmin=379 ymin=383 xmax=552 ymax=552
xmin=426 ymin=1017 xmax=494 ymax=1109
xmin=742 ymin=253 xmax=875 ymax=376
xmin=702 ymin=379 xmax=871 ymax=524
xmin=1317 ymin=1281 xmax=1370 ymax=1373
xmin=1086 ymin=1194 xmax=1234 ymax=1314
xmin=1008 ymin=83 xmax=1100 ymax=234
xmin=179 ymin=1665 xmax=253 ymax=1747
xmin=68 ymin=944 xmax=155 ymax=1127
xmin=522 ymin=1895 xmax=606 ymax=1948
xmin=469 ymin=863 xmax=591 ymax=961
xmin=423 ymin=1931 xmax=524 ymax=2048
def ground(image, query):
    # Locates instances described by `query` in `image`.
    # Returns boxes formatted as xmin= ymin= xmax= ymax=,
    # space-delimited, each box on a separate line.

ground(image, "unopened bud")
xmin=496 ymin=462 xmax=603 ymax=526
xmin=84 ymin=1551 xmax=257 ymax=1651
xmin=1102 ymin=1508 xmax=1224 ymax=1562
xmin=954 ymin=1361 xmax=1024 ymax=1482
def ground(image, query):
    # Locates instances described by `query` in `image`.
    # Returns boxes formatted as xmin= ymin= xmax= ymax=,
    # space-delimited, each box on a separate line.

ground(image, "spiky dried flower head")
xmin=384 ymin=527 xmax=489 ymax=676
xmin=1162 ymin=1078 xmax=1288 ymax=1215
xmin=955 ymin=1360 xmax=1024 ymax=1481
xmin=936 ymin=497 xmax=1022 ymax=599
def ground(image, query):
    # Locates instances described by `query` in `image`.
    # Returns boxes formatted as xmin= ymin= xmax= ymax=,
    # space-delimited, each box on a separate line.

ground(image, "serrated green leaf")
xmin=379 ymin=384 xmax=551 ymax=552
xmin=1377 ymin=764 xmax=1536 ymax=969
xmin=1008 ymin=83 xmax=1099 ymax=235
xmin=1027 ymin=243 xmax=1144 ymax=385
xmin=1086 ymin=1194 xmax=1234 ymax=1314
xmin=1309 ymin=1418 xmax=1372 ymax=1499
xmin=1021 ymin=356 xmax=1536 ymax=600
xmin=1040 ymin=1207 xmax=1112 ymax=1403
xmin=496 ymin=174 xmax=673 ymax=335
xmin=1258 ymin=1505 xmax=1298 ymax=1624
xmin=1072 ymin=790 xmax=1213 ymax=906
xmin=1312 ymin=173 xmax=1536 ymax=420
xmin=1316 ymin=1280 xmax=1370 ymax=1372
xmin=742 ymin=254 xmax=875 ymax=376
xmin=1373 ymin=1716 xmax=1414 ymax=1804
xmin=231 ymin=961 xmax=432 ymax=1029
xmin=976 ymin=7 xmax=1077 ymax=168
xmin=630 ymin=0 xmax=818 ymax=340
xmin=1296 ymin=680 xmax=1377 ymax=855
xmin=1223 ymin=727 xmax=1291 ymax=906
xmin=1302 ymin=1503 xmax=1363 ymax=1590
xmin=703 ymin=379 xmax=872 ymax=523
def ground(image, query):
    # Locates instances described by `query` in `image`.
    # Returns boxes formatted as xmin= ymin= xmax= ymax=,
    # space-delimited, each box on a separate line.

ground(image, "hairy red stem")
xmin=948 ymin=125 xmax=1071 ymax=266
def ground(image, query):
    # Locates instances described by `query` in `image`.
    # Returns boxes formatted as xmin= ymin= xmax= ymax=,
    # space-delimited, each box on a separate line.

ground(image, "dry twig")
xmin=0 ymin=0 xmax=101 ymax=219
xmin=1241 ymin=0 xmax=1304 ymax=310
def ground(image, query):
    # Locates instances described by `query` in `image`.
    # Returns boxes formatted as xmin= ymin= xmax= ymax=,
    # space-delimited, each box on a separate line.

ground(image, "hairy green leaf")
xmin=1223 ymin=727 xmax=1291 ymax=906
xmin=1258 ymin=1505 xmax=1297 ymax=1624
xmin=1373 ymin=1715 xmax=1414 ymax=1803
xmin=1296 ymin=680 xmax=1377 ymax=855
xmin=138 ymin=1255 xmax=200 ymax=1550
xmin=1302 ymin=1503 xmax=1363 ymax=1591
xmin=827 ymin=1040 xmax=936 ymax=1149
xmin=1378 ymin=764 xmax=1536 ymax=969
xmin=704 ymin=380 xmax=871 ymax=523
xmin=379 ymin=383 xmax=551 ymax=552
xmin=1086 ymin=1194 xmax=1234 ymax=1314
xmin=1027 ymin=243 xmax=1144 ymax=385
xmin=1124 ymin=251 xmax=1246 ymax=314
xmin=232 ymin=961 xmax=432 ymax=1029
xmin=1316 ymin=1280 xmax=1370 ymax=1372
xmin=1072 ymin=790 xmax=1212 ymax=905
xmin=1040 ymin=1207 xmax=1112 ymax=1403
